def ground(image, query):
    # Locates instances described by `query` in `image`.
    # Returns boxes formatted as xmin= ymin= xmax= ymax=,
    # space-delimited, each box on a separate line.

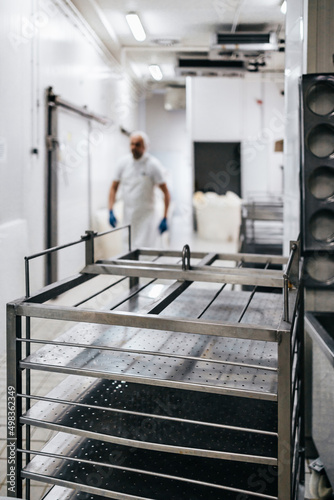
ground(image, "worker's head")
xmin=130 ymin=131 xmax=149 ymax=160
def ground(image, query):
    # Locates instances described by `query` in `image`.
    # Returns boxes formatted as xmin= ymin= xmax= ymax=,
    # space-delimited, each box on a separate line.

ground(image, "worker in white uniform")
xmin=108 ymin=131 xmax=170 ymax=248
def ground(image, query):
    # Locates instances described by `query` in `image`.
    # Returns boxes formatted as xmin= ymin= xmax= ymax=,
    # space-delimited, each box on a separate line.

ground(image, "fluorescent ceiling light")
xmin=280 ymin=1 xmax=287 ymax=14
xmin=126 ymin=12 xmax=146 ymax=41
xmin=149 ymin=64 xmax=163 ymax=81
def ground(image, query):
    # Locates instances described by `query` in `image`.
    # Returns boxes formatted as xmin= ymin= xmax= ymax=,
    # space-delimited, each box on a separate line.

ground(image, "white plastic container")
xmin=193 ymin=191 xmax=242 ymax=243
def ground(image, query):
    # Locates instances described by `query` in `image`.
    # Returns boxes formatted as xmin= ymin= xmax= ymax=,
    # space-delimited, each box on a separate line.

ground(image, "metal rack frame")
xmin=7 ymin=229 xmax=303 ymax=500
xmin=240 ymin=197 xmax=284 ymax=252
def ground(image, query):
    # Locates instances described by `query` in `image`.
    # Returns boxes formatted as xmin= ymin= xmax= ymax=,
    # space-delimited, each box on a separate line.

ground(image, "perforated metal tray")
xmin=22 ymin=375 xmax=277 ymax=462
xmin=25 ymin=433 xmax=278 ymax=500
xmin=21 ymin=290 xmax=280 ymax=399
xmin=42 ymin=486 xmax=108 ymax=500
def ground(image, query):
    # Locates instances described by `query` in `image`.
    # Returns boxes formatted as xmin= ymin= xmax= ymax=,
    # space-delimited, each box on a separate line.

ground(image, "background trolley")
xmin=7 ymin=229 xmax=303 ymax=500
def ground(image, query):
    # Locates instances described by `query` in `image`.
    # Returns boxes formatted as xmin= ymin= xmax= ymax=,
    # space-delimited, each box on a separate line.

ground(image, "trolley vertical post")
xmin=6 ymin=303 xmax=23 ymax=498
xmin=298 ymin=289 xmax=305 ymax=489
xmin=46 ymin=87 xmax=59 ymax=285
xmin=84 ymin=230 xmax=96 ymax=266
xmin=129 ymin=249 xmax=140 ymax=289
xmin=277 ymin=329 xmax=292 ymax=499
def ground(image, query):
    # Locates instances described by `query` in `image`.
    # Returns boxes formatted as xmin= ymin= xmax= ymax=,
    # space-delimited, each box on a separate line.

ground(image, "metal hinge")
xmin=46 ymin=136 xmax=59 ymax=151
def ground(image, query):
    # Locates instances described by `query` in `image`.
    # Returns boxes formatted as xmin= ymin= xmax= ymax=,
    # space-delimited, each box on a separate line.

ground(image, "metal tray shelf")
xmin=24 ymin=433 xmax=279 ymax=500
xmin=20 ymin=310 xmax=278 ymax=399
xmin=6 ymin=230 xmax=303 ymax=499
xmin=23 ymin=374 xmax=278 ymax=429
xmin=42 ymin=486 xmax=114 ymax=500
xmin=21 ymin=375 xmax=277 ymax=462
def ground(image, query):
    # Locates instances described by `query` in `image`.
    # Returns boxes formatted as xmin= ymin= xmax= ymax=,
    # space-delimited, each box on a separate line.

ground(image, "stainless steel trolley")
xmin=240 ymin=196 xmax=284 ymax=254
xmin=7 ymin=228 xmax=303 ymax=500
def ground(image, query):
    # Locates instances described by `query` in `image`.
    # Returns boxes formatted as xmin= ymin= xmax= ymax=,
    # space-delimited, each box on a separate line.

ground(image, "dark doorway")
xmin=194 ymin=141 xmax=241 ymax=196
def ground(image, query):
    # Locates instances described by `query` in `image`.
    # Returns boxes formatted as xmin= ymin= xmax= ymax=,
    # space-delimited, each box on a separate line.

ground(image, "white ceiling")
xmin=70 ymin=0 xmax=286 ymax=89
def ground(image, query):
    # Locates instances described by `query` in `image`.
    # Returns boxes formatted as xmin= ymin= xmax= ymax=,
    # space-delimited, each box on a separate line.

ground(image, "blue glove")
xmin=158 ymin=217 xmax=168 ymax=234
xmin=109 ymin=209 xmax=117 ymax=228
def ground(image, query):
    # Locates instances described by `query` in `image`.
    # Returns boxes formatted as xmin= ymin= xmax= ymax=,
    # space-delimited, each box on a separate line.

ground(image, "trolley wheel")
xmin=309 ymin=469 xmax=333 ymax=500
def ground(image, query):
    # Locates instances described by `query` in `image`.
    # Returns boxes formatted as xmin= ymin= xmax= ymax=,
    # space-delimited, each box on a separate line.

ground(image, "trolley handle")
xmin=182 ymin=244 xmax=191 ymax=271
xmin=24 ymin=225 xmax=131 ymax=298
xmin=283 ymin=241 xmax=299 ymax=322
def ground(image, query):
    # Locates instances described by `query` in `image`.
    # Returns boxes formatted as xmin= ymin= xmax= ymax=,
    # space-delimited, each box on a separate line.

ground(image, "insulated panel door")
xmin=57 ymin=111 xmax=90 ymax=280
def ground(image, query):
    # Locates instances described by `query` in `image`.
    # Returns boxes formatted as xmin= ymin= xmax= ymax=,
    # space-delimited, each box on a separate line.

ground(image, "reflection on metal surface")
xmin=305 ymin=312 xmax=334 ymax=489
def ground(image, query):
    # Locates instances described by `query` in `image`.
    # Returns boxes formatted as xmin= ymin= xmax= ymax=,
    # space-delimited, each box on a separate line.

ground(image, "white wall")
xmin=283 ymin=0 xmax=309 ymax=254
xmin=0 ymin=0 xmax=34 ymax=340
xmin=144 ymin=93 xmax=189 ymax=217
xmin=143 ymin=79 xmax=285 ymax=249
xmin=0 ymin=0 xmax=139 ymax=342
xmin=187 ymin=76 xmax=285 ymax=200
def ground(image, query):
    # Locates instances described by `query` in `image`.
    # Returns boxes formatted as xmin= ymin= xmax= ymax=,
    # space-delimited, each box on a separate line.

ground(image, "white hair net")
xmin=130 ymin=130 xmax=150 ymax=149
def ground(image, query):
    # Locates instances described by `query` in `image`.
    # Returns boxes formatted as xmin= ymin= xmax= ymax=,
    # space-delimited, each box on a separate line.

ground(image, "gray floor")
xmin=0 ymin=226 xmax=318 ymax=499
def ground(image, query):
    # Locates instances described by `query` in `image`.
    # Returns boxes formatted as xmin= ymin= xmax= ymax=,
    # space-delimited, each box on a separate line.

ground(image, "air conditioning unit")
xmin=210 ymin=32 xmax=278 ymax=57
xmin=175 ymin=56 xmax=246 ymax=77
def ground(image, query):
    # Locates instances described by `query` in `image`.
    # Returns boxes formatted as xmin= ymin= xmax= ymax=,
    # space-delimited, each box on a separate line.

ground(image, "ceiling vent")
xmin=175 ymin=57 xmax=246 ymax=77
xmin=164 ymin=86 xmax=186 ymax=110
xmin=211 ymin=32 xmax=278 ymax=53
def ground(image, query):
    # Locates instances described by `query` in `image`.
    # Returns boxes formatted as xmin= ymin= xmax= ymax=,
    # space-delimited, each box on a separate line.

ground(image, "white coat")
xmin=114 ymin=152 xmax=166 ymax=248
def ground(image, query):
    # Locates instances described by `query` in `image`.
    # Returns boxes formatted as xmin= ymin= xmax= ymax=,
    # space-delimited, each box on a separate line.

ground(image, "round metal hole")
xmin=307 ymin=125 xmax=334 ymax=158
xmin=305 ymin=254 xmax=334 ymax=284
xmin=308 ymin=166 xmax=334 ymax=199
xmin=309 ymin=209 xmax=334 ymax=242
xmin=307 ymin=82 xmax=334 ymax=115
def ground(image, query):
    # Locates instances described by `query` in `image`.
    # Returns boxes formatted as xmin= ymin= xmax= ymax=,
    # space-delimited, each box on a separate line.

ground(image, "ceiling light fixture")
xmin=151 ymin=38 xmax=180 ymax=47
xmin=280 ymin=1 xmax=287 ymax=14
xmin=149 ymin=64 xmax=163 ymax=81
xmin=125 ymin=12 xmax=146 ymax=41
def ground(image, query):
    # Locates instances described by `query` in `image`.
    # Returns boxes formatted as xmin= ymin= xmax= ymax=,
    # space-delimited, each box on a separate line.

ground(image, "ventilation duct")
xmin=175 ymin=57 xmax=246 ymax=77
xmin=211 ymin=32 xmax=278 ymax=53
xmin=208 ymin=32 xmax=280 ymax=69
